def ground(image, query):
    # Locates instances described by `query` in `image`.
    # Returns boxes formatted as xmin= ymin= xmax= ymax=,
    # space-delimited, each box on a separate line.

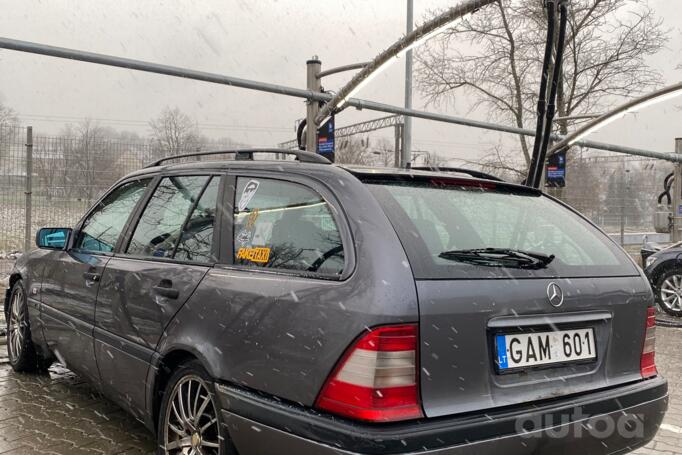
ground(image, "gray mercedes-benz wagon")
xmin=4 ymin=150 xmax=668 ymax=454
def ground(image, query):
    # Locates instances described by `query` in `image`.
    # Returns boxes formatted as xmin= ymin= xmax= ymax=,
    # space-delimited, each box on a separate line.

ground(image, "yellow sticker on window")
xmin=236 ymin=247 xmax=271 ymax=263
xmin=246 ymin=208 xmax=260 ymax=228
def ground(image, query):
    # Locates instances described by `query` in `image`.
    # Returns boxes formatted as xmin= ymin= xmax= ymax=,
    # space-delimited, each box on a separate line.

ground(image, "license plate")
xmin=496 ymin=328 xmax=596 ymax=371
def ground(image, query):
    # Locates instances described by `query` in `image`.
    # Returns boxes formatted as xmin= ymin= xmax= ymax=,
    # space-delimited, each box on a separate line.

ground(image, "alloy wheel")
xmin=660 ymin=274 xmax=682 ymax=312
xmin=163 ymin=375 xmax=221 ymax=455
xmin=7 ymin=287 xmax=25 ymax=362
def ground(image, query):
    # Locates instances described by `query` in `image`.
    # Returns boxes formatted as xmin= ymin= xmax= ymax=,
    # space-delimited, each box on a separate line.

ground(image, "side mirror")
xmin=36 ymin=227 xmax=72 ymax=250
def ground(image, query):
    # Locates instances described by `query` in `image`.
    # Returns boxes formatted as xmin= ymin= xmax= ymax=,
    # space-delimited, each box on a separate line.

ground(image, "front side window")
xmin=75 ymin=179 xmax=150 ymax=253
xmin=233 ymin=177 xmax=344 ymax=276
xmin=127 ymin=175 xmax=212 ymax=259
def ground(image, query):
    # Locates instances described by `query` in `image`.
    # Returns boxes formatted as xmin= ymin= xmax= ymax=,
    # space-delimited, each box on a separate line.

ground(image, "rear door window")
xmin=232 ymin=177 xmax=344 ymax=277
xmin=368 ymin=179 xmax=638 ymax=279
xmin=174 ymin=178 xmax=220 ymax=263
xmin=127 ymin=175 xmax=216 ymax=261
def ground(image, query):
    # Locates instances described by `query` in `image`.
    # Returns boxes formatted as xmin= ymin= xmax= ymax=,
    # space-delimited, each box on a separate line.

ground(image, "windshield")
xmin=368 ymin=179 xmax=638 ymax=279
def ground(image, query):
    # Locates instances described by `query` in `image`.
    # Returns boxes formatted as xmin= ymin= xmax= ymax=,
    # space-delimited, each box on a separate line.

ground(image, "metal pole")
xmin=306 ymin=57 xmax=322 ymax=153
xmin=394 ymin=124 xmax=402 ymax=168
xmin=398 ymin=125 xmax=404 ymax=168
xmin=620 ymin=160 xmax=626 ymax=246
xmin=24 ymin=127 xmax=33 ymax=253
xmin=673 ymin=139 xmax=682 ymax=243
xmin=402 ymin=0 xmax=414 ymax=169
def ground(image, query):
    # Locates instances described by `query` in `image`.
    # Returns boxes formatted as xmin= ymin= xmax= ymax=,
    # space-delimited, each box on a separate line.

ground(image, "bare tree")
xmin=0 ymin=102 xmax=17 ymax=128
xmin=477 ymin=146 xmax=528 ymax=182
xmin=335 ymin=136 xmax=375 ymax=165
xmin=416 ymin=0 xmax=667 ymax=171
xmin=149 ymin=107 xmax=202 ymax=159
xmin=370 ymin=137 xmax=398 ymax=168
xmin=0 ymin=102 xmax=19 ymax=156
xmin=56 ymin=120 xmax=121 ymax=202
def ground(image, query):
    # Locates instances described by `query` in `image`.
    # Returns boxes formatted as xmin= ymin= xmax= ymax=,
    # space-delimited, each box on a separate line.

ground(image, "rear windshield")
xmin=368 ymin=179 xmax=638 ymax=279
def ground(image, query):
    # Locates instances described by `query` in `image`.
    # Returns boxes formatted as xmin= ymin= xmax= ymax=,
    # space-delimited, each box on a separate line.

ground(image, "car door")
xmin=40 ymin=177 xmax=151 ymax=384
xmin=158 ymin=173 xmax=351 ymax=401
xmin=94 ymin=174 xmax=221 ymax=416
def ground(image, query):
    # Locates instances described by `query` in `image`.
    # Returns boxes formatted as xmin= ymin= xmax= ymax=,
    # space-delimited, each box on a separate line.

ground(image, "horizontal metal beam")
xmin=550 ymin=81 xmax=682 ymax=156
xmin=0 ymin=37 xmax=330 ymax=103
xmin=343 ymin=98 xmax=682 ymax=163
xmin=1 ymin=36 xmax=680 ymax=163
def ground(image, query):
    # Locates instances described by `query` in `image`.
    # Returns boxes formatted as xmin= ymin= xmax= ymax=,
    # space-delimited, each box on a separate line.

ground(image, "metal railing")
xmin=1 ymin=37 xmax=680 ymax=164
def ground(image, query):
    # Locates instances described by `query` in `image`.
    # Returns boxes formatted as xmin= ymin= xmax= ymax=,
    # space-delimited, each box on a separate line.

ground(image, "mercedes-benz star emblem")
xmin=547 ymin=282 xmax=564 ymax=308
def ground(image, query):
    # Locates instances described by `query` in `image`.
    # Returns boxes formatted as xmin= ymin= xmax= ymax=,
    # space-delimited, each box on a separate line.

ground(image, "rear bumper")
xmin=216 ymin=376 xmax=668 ymax=455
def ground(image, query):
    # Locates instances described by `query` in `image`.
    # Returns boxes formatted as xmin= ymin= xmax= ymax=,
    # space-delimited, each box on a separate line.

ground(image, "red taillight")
xmin=640 ymin=307 xmax=657 ymax=378
xmin=315 ymin=324 xmax=423 ymax=422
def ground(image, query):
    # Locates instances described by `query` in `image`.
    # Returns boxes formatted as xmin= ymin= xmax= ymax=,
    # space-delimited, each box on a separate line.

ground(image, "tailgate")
xmin=418 ymin=276 xmax=651 ymax=418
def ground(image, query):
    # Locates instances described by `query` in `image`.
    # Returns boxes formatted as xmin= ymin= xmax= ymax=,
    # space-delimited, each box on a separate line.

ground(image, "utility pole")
xmin=24 ymin=127 xmax=33 ymax=253
xmin=402 ymin=0 xmax=414 ymax=168
xmin=306 ymin=56 xmax=322 ymax=153
xmin=672 ymin=138 xmax=682 ymax=242
xmin=394 ymin=124 xmax=402 ymax=168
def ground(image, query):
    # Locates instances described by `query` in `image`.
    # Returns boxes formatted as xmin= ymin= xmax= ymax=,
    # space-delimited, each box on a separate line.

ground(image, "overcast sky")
xmin=1 ymin=0 xmax=681 ymax=163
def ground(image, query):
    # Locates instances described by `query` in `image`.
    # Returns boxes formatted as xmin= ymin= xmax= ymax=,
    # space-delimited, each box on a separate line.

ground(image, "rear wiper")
xmin=438 ymin=248 xmax=555 ymax=270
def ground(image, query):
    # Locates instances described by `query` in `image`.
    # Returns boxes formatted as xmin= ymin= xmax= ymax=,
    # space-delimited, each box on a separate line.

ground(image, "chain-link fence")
xmin=557 ymin=153 xmax=672 ymax=238
xmin=1 ymin=125 xmax=152 ymax=276
xmin=0 ymin=124 xmax=676 ymax=277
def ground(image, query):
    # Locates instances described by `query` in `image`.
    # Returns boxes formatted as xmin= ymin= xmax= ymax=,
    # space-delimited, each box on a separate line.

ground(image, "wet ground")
xmin=0 ymin=327 xmax=681 ymax=454
xmin=0 ymin=343 xmax=156 ymax=454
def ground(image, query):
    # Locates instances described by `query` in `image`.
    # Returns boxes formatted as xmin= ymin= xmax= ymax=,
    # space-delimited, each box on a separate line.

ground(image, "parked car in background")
xmin=4 ymin=150 xmax=668 ymax=455
xmin=643 ymin=241 xmax=682 ymax=317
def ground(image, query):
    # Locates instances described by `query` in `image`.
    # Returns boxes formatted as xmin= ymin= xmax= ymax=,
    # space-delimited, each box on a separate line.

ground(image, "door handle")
xmin=153 ymin=284 xmax=180 ymax=300
xmin=83 ymin=272 xmax=101 ymax=282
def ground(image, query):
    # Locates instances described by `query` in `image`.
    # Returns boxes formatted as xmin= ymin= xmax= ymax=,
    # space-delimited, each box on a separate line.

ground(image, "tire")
xmin=6 ymin=280 xmax=48 ymax=372
xmin=157 ymin=360 xmax=235 ymax=455
xmin=655 ymin=268 xmax=682 ymax=317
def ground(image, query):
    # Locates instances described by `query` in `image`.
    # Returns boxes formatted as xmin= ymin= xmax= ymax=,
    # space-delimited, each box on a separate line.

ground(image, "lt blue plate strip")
xmin=496 ymin=335 xmax=508 ymax=369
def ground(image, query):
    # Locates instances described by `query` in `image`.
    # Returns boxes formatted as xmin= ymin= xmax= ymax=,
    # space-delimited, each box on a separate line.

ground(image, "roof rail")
xmin=410 ymin=166 xmax=504 ymax=182
xmin=145 ymin=148 xmax=331 ymax=168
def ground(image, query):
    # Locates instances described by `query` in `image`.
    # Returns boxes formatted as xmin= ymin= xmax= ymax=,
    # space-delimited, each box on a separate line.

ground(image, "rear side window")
xmin=233 ymin=177 xmax=344 ymax=276
xmin=369 ymin=180 xmax=638 ymax=279
xmin=174 ymin=178 xmax=220 ymax=263
xmin=127 ymin=175 xmax=215 ymax=261
xmin=75 ymin=179 xmax=150 ymax=253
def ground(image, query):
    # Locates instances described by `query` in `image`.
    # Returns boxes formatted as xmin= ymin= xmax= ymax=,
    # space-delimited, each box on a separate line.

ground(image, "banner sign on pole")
xmin=545 ymin=150 xmax=566 ymax=188
xmin=317 ymin=116 xmax=335 ymax=162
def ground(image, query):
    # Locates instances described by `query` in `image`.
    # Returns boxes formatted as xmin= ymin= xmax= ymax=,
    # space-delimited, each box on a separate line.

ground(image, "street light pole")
xmin=403 ymin=0 xmax=414 ymax=168
xmin=673 ymin=138 xmax=682 ymax=243
xmin=306 ymin=56 xmax=322 ymax=152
